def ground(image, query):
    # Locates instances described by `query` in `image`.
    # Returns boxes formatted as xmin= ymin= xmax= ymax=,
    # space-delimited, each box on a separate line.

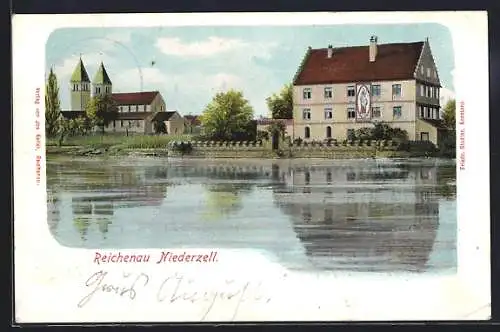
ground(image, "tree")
xmin=85 ymin=94 xmax=118 ymax=134
xmin=200 ymin=90 xmax=254 ymax=140
xmin=45 ymin=68 xmax=62 ymax=137
xmin=69 ymin=117 xmax=86 ymax=136
xmin=443 ymin=99 xmax=456 ymax=129
xmin=267 ymin=121 xmax=286 ymax=139
xmin=266 ymin=83 xmax=293 ymax=119
xmin=153 ymin=120 xmax=167 ymax=134
xmin=56 ymin=118 xmax=72 ymax=146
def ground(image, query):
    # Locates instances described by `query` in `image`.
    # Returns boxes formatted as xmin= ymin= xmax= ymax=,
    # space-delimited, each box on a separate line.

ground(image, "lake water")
xmin=46 ymin=156 xmax=457 ymax=274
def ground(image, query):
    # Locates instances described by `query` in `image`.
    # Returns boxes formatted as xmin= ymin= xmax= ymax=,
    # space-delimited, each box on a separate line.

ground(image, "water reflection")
xmin=47 ymin=157 xmax=456 ymax=273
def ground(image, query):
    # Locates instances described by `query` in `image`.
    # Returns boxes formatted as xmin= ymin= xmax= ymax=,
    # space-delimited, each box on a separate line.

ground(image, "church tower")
xmin=92 ymin=62 xmax=112 ymax=98
xmin=70 ymin=57 xmax=91 ymax=111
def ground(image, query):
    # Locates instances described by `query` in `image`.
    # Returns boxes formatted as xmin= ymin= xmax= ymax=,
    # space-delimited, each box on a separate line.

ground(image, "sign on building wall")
xmin=356 ymin=83 xmax=371 ymax=121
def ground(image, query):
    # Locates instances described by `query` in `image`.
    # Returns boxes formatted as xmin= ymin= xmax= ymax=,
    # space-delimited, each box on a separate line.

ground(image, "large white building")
xmin=292 ymin=36 xmax=448 ymax=145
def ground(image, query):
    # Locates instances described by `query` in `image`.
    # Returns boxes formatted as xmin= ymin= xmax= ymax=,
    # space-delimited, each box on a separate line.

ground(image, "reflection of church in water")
xmin=47 ymin=165 xmax=172 ymax=240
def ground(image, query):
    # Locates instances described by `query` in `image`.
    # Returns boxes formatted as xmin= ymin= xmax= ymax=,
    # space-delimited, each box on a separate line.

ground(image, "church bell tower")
xmin=70 ymin=57 xmax=91 ymax=111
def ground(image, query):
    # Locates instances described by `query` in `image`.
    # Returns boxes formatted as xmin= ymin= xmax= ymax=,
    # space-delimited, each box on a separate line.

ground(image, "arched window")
xmin=305 ymin=126 xmax=310 ymax=139
xmin=326 ymin=126 xmax=332 ymax=138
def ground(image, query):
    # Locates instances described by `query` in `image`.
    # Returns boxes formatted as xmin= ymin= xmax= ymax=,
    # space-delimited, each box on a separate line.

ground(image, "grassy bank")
xmin=46 ymin=134 xmax=448 ymax=159
xmin=47 ymin=134 xmax=193 ymax=149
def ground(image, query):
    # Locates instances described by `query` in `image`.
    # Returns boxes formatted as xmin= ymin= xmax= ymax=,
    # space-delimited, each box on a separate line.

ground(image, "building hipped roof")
xmin=294 ymin=41 xmax=425 ymax=85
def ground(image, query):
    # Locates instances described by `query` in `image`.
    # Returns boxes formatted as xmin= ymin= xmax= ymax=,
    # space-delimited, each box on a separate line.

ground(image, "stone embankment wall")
xmin=167 ymin=139 xmax=408 ymax=159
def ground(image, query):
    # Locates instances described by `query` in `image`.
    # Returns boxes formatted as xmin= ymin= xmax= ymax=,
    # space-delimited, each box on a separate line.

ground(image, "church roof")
xmin=70 ymin=58 xmax=90 ymax=83
xmin=111 ymin=91 xmax=159 ymax=105
xmin=93 ymin=62 xmax=112 ymax=85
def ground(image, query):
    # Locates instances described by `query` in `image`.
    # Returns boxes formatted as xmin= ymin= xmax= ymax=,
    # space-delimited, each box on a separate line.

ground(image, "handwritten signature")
xmin=156 ymin=273 xmax=271 ymax=320
xmin=77 ymin=270 xmax=150 ymax=308
xmin=77 ymin=270 xmax=273 ymax=320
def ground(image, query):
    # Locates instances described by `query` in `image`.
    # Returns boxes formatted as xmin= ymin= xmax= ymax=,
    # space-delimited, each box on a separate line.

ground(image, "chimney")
xmin=369 ymin=36 xmax=378 ymax=62
xmin=327 ymin=44 xmax=333 ymax=58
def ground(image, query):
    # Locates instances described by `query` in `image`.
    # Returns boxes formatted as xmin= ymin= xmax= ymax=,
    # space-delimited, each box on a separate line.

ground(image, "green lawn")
xmin=46 ymin=134 xmax=194 ymax=149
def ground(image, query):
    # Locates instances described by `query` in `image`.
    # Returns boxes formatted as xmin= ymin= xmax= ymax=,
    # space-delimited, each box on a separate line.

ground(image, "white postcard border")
xmin=13 ymin=11 xmax=490 ymax=322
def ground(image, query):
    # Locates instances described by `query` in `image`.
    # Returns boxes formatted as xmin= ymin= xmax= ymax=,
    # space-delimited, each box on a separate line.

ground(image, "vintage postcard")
xmin=13 ymin=12 xmax=490 ymax=323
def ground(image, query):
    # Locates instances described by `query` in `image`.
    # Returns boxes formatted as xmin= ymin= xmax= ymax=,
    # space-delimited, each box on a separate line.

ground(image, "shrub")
xmin=170 ymin=141 xmax=193 ymax=155
xmin=293 ymin=137 xmax=303 ymax=146
xmin=257 ymin=130 xmax=269 ymax=141
xmin=397 ymin=140 xmax=437 ymax=155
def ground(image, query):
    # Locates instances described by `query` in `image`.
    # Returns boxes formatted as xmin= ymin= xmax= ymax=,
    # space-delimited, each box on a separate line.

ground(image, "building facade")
xmin=292 ymin=37 xmax=446 ymax=145
xmin=61 ymin=58 xmax=177 ymax=135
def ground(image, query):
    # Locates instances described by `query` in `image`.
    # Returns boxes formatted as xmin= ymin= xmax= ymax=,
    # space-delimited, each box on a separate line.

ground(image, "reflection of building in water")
xmin=273 ymin=163 xmax=445 ymax=272
xmin=47 ymin=189 xmax=61 ymax=235
xmin=59 ymin=166 xmax=172 ymax=240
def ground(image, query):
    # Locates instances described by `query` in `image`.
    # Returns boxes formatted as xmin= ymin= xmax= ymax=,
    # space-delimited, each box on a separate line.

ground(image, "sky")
xmin=46 ymin=24 xmax=456 ymax=117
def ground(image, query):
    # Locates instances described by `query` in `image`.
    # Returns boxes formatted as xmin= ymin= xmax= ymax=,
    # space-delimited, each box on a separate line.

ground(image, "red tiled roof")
xmin=294 ymin=42 xmax=424 ymax=85
xmin=184 ymin=115 xmax=201 ymax=125
xmin=111 ymin=91 xmax=159 ymax=105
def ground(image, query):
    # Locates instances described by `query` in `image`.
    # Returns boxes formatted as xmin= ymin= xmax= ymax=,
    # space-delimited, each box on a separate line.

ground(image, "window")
xmin=305 ymin=127 xmax=310 ymax=138
xmin=120 ymin=120 xmax=124 ymax=127
xmin=426 ymin=107 xmax=431 ymax=118
xmin=326 ymin=126 xmax=332 ymax=138
xmin=347 ymin=86 xmax=355 ymax=97
xmin=419 ymin=106 xmax=425 ymax=118
xmin=392 ymin=84 xmax=401 ymax=97
xmin=302 ymin=108 xmax=311 ymax=120
xmin=113 ymin=120 xmax=116 ymax=128
xmin=427 ymin=86 xmax=432 ymax=98
xmin=393 ymin=106 xmax=402 ymax=118
xmin=371 ymin=84 xmax=381 ymax=97
xmin=136 ymin=120 xmax=140 ymax=127
xmin=160 ymin=105 xmax=163 ymax=111
xmin=303 ymin=88 xmax=312 ymax=99
xmin=433 ymin=70 xmax=437 ymax=78
xmin=426 ymin=68 xmax=431 ymax=77
xmin=420 ymin=132 xmax=429 ymax=141
xmin=324 ymin=107 xmax=333 ymax=119
xmin=128 ymin=121 xmax=132 ymax=128
xmin=326 ymin=171 xmax=332 ymax=184
xmin=96 ymin=87 xmax=101 ymax=94
xmin=420 ymin=84 xmax=424 ymax=97
xmin=347 ymin=107 xmax=356 ymax=119
xmin=136 ymin=105 xmax=139 ymax=112
xmin=128 ymin=105 xmax=131 ymax=111
xmin=371 ymin=106 xmax=381 ymax=118
xmin=420 ymin=66 xmax=424 ymax=75
xmin=347 ymin=129 xmax=355 ymax=140
xmin=143 ymin=105 xmax=147 ymax=111
xmin=324 ymin=87 xmax=333 ymax=99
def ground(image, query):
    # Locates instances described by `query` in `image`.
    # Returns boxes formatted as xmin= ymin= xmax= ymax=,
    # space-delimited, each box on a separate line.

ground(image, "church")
xmin=60 ymin=58 xmax=185 ymax=135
